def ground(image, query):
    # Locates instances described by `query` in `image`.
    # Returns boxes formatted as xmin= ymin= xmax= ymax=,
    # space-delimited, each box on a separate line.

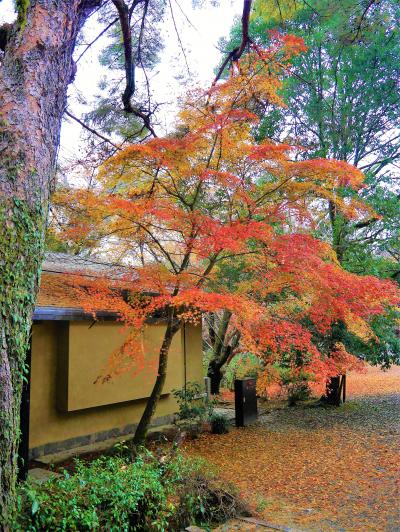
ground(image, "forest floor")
xmin=184 ymin=366 xmax=400 ymax=531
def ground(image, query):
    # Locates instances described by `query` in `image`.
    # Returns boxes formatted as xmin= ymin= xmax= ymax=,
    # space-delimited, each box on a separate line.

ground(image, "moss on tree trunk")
xmin=0 ymin=199 xmax=45 ymax=526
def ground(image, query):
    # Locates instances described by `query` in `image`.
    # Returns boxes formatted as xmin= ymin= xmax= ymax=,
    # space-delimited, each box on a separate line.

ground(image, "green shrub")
xmin=172 ymin=381 xmax=215 ymax=421
xmin=15 ymin=450 xmax=243 ymax=531
xmin=275 ymin=365 xmax=312 ymax=405
xmin=222 ymin=353 xmax=262 ymax=391
xmin=209 ymin=413 xmax=230 ymax=435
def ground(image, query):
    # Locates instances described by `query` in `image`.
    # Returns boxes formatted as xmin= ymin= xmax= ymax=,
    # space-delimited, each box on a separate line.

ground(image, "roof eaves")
xmin=33 ymin=306 xmax=119 ymax=321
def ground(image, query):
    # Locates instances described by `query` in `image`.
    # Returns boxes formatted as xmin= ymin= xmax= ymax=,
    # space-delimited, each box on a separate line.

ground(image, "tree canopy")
xmin=52 ymin=34 xmax=399 ymax=437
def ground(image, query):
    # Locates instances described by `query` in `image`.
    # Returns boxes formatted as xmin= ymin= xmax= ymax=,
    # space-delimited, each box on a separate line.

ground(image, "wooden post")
xmin=18 ymin=337 xmax=31 ymax=481
xmin=342 ymin=373 xmax=346 ymax=403
xmin=204 ymin=376 xmax=211 ymax=400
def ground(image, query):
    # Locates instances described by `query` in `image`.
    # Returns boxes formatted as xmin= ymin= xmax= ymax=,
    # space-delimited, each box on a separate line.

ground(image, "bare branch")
xmin=213 ymin=0 xmax=253 ymax=84
xmin=75 ymin=17 xmax=119 ymax=63
xmin=65 ymin=110 xmax=121 ymax=150
xmin=168 ymin=0 xmax=190 ymax=75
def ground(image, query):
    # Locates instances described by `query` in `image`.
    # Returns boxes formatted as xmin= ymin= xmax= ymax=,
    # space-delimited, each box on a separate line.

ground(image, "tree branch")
xmin=111 ymin=0 xmax=158 ymax=137
xmin=213 ymin=0 xmax=253 ymax=84
xmin=112 ymin=0 xmax=135 ymax=110
xmin=65 ymin=110 xmax=121 ymax=150
xmin=354 ymin=217 xmax=379 ymax=230
xmin=75 ymin=17 xmax=119 ymax=63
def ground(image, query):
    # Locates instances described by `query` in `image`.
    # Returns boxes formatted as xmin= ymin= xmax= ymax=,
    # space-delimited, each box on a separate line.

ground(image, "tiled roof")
xmin=37 ymin=253 xmax=131 ymax=310
xmin=37 ymin=272 xmax=81 ymax=308
xmin=42 ymin=252 xmax=126 ymax=277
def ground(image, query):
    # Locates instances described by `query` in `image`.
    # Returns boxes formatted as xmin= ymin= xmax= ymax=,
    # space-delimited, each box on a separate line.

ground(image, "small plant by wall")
xmin=172 ymin=381 xmax=215 ymax=422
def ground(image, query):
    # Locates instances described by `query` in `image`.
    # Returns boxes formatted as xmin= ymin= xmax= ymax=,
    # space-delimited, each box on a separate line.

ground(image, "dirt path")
xmin=185 ymin=366 xmax=400 ymax=531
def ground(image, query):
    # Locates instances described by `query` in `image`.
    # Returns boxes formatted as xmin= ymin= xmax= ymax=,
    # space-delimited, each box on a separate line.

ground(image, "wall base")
xmin=29 ymin=414 xmax=175 ymax=461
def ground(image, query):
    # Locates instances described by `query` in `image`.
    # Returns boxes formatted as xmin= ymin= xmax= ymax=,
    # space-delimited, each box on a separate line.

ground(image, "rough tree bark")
xmin=0 ymin=1 xmax=101 ymax=525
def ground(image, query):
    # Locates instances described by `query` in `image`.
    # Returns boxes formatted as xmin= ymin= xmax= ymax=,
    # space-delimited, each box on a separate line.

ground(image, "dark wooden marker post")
xmin=235 ymin=378 xmax=258 ymax=427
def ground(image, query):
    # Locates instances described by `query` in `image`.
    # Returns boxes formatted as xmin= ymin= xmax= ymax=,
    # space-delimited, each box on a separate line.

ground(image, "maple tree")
xmin=52 ymin=32 xmax=399 ymax=443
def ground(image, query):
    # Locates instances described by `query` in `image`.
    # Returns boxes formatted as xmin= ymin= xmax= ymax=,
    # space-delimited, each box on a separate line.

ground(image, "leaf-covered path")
xmin=184 ymin=367 xmax=400 ymax=531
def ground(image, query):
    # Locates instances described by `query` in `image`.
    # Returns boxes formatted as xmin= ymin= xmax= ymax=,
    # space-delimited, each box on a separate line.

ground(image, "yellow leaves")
xmin=252 ymin=0 xmax=303 ymax=25
xmin=343 ymin=311 xmax=377 ymax=343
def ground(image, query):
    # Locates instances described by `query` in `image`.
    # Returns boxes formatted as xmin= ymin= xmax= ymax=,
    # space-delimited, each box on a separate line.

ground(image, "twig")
xmin=65 ymin=110 xmax=121 ymax=150
xmin=75 ymin=17 xmax=119 ymax=63
xmin=168 ymin=0 xmax=190 ymax=75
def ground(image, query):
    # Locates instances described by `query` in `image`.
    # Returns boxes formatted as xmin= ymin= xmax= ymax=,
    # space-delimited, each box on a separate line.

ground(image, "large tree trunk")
xmin=133 ymin=308 xmax=181 ymax=445
xmin=0 ymin=1 xmax=101 ymax=526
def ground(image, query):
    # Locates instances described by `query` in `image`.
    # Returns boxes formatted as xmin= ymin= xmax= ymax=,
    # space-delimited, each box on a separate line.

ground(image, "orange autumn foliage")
xmin=52 ymin=34 xmax=399 ymax=397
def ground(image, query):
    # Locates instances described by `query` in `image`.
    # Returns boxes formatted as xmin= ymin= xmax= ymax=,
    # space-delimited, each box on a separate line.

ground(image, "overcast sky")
xmin=0 ymin=0 xmax=240 ymax=162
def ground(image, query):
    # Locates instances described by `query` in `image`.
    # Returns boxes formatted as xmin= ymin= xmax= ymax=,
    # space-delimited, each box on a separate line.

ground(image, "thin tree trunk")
xmin=0 ymin=1 xmax=101 ymax=525
xmin=133 ymin=308 xmax=181 ymax=445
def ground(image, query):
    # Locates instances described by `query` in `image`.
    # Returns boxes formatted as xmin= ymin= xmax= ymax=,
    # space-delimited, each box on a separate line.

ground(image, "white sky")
xmin=0 ymin=0 xmax=240 ymax=163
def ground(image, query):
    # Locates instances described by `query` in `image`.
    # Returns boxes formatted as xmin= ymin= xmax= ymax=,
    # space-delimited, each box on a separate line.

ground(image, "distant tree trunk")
xmin=325 ymin=374 xmax=346 ymax=406
xmin=206 ymin=310 xmax=241 ymax=395
xmin=326 ymin=204 xmax=348 ymax=405
xmin=0 ymin=1 xmax=101 ymax=525
xmin=207 ymin=312 xmax=216 ymax=348
xmin=325 ymin=376 xmax=341 ymax=406
xmin=208 ymin=345 xmax=232 ymax=394
xmin=133 ymin=308 xmax=181 ymax=445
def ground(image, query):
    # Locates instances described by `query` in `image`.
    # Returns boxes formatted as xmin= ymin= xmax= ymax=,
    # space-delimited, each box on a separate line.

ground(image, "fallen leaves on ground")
xmin=184 ymin=366 xmax=400 ymax=531
xmin=347 ymin=364 xmax=400 ymax=398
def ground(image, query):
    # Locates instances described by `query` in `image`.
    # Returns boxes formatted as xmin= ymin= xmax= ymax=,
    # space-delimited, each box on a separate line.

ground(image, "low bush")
xmin=209 ymin=413 xmax=230 ymax=435
xmin=172 ymin=381 xmax=215 ymax=422
xmin=15 ymin=449 xmax=243 ymax=531
xmin=276 ymin=366 xmax=312 ymax=405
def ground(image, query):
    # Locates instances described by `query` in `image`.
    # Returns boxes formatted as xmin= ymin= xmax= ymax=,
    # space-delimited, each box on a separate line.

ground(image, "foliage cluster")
xmin=209 ymin=413 xmax=231 ymax=435
xmin=218 ymin=0 xmax=400 ymax=371
xmin=222 ymin=353 xmax=263 ymax=391
xmin=172 ymin=381 xmax=215 ymax=422
xmin=172 ymin=381 xmax=231 ymax=434
xmin=15 ymin=450 xmax=243 ymax=531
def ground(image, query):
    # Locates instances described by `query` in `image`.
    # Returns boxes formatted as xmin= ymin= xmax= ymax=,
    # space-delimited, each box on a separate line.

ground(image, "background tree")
xmin=224 ymin=0 xmax=399 ymax=276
